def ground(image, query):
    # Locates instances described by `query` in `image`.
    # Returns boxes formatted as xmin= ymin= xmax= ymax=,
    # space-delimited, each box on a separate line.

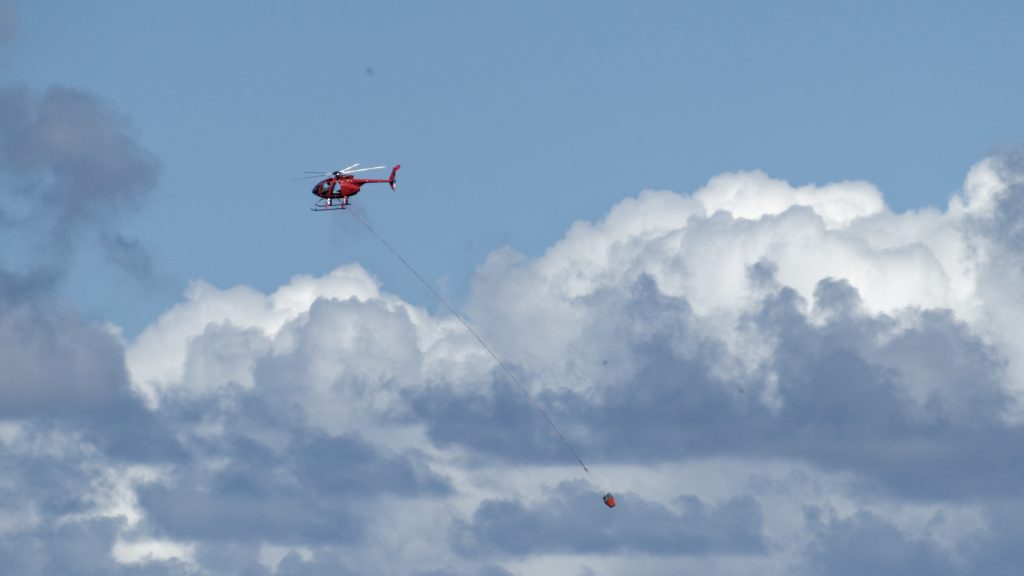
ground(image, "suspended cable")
xmin=347 ymin=206 xmax=593 ymax=475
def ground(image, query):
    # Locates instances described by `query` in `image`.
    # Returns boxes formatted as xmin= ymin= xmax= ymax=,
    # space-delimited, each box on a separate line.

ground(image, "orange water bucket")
xmin=603 ymin=493 xmax=616 ymax=508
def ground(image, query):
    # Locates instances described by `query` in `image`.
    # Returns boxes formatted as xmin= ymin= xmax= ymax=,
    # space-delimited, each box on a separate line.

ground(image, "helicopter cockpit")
xmin=313 ymin=181 xmax=335 ymax=195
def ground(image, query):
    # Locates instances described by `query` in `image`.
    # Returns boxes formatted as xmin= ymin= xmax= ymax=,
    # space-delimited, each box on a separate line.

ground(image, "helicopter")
xmin=300 ymin=163 xmax=401 ymax=211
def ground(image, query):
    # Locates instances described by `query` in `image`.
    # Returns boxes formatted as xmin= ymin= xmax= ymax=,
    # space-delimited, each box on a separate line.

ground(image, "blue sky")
xmin=6 ymin=1 xmax=1024 ymax=333
xmin=4 ymin=2 xmax=1024 ymax=575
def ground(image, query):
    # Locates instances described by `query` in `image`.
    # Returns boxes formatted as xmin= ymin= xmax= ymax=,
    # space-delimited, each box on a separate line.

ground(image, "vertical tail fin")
xmin=389 ymin=165 xmax=401 ymax=190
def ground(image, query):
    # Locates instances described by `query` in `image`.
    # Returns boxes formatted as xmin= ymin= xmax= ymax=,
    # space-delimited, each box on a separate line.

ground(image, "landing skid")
xmin=312 ymin=199 xmax=349 ymax=211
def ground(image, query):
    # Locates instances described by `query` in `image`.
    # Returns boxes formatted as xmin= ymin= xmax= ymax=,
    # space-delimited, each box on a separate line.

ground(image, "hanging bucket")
xmin=603 ymin=493 xmax=616 ymax=508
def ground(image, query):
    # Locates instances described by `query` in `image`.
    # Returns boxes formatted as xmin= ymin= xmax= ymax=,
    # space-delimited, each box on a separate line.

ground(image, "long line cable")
xmin=347 ymin=206 xmax=593 ymax=475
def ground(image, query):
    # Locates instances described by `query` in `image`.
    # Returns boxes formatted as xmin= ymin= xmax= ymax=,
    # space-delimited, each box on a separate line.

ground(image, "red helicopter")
xmin=301 ymin=163 xmax=401 ymax=211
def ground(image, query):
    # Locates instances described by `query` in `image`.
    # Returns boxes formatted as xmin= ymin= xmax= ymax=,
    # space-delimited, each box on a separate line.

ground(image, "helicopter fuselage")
xmin=312 ymin=175 xmax=364 ymax=200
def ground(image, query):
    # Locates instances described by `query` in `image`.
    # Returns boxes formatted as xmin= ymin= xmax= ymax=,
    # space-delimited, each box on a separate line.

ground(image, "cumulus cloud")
xmin=126 ymin=266 xmax=388 ymax=404
xmin=9 ymin=153 xmax=1024 ymax=573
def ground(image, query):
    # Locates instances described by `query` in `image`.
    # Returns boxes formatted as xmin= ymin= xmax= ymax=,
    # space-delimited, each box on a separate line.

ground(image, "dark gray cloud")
xmin=0 ymin=518 xmax=191 ymax=576
xmin=101 ymin=231 xmax=156 ymax=283
xmin=139 ymin=477 xmax=363 ymax=545
xmin=0 ymin=272 xmax=176 ymax=452
xmin=453 ymin=480 xmax=765 ymax=557
xmin=188 ymin=543 xmax=277 ymax=576
xmin=138 ymin=392 xmax=451 ymax=545
xmin=0 ymin=423 xmax=188 ymax=576
xmin=0 ymin=292 xmax=132 ymax=418
xmin=799 ymin=508 xmax=959 ymax=576
xmin=410 ymin=376 xmax=584 ymax=466
xmin=749 ymin=280 xmax=1021 ymax=500
xmin=0 ymin=427 xmax=102 ymax=519
xmin=412 ymin=566 xmax=515 ymax=576
xmin=0 ymin=266 xmax=58 ymax=304
xmin=0 ymin=267 xmax=182 ymax=570
xmin=0 ymin=270 xmax=183 ymax=475
xmin=202 ymin=549 xmax=515 ymax=576
xmin=411 ymin=270 xmax=1024 ymax=502
xmin=966 ymin=500 xmax=1024 ymax=576
xmin=0 ymin=85 xmax=158 ymax=221
xmin=0 ymin=85 xmax=159 ymax=277
xmin=411 ymin=274 xmax=745 ymax=466
xmin=798 ymin=500 xmax=1024 ymax=576
xmin=0 ymin=268 xmax=182 ymax=462
xmin=293 ymin=432 xmax=450 ymax=497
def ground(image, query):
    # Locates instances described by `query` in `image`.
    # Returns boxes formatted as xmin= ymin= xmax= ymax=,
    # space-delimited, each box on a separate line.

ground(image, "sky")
xmin=3 ymin=1 xmax=1024 ymax=574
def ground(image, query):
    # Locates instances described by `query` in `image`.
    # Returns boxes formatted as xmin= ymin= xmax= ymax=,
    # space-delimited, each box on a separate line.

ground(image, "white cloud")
xmin=126 ymin=265 xmax=386 ymax=405
xmin=111 ymin=537 xmax=196 ymax=567
xmin=126 ymin=158 xmax=1020 ymax=412
xmin=30 ymin=154 xmax=1022 ymax=574
xmin=512 ymin=170 xmax=962 ymax=319
xmin=695 ymin=170 xmax=885 ymax=228
xmin=951 ymin=156 xmax=1023 ymax=217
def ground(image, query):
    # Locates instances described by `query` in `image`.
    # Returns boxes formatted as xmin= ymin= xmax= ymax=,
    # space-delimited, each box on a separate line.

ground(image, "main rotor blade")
xmin=340 ymin=163 xmax=360 ymax=173
xmin=291 ymin=174 xmax=328 ymax=181
xmin=342 ymin=165 xmax=386 ymax=174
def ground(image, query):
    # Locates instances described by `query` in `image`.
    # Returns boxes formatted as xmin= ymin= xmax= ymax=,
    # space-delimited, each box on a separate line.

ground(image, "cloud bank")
xmin=5 ymin=154 xmax=1024 ymax=574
